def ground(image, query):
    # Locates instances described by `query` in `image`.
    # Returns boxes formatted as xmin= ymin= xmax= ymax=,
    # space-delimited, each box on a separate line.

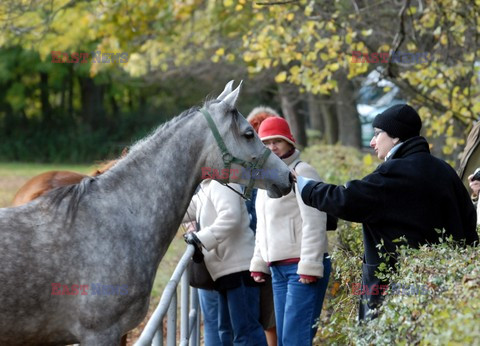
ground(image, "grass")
xmin=0 ymin=162 xmax=187 ymax=345
xmin=0 ymin=162 xmax=94 ymax=207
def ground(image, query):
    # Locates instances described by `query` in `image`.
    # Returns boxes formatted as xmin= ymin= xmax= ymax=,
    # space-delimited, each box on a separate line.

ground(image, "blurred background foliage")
xmin=1 ymin=0 xmax=480 ymax=163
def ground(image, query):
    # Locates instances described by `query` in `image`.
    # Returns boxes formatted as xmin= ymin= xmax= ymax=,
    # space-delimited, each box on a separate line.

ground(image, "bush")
xmin=348 ymin=241 xmax=480 ymax=345
xmin=299 ymin=144 xmax=480 ymax=345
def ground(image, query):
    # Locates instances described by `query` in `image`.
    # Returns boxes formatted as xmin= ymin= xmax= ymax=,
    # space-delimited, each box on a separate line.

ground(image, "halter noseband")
xmin=200 ymin=108 xmax=272 ymax=200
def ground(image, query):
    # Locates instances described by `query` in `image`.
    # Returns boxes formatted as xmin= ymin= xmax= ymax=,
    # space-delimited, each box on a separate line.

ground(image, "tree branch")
xmin=385 ymin=0 xmax=411 ymax=78
xmin=255 ymin=0 xmax=299 ymax=5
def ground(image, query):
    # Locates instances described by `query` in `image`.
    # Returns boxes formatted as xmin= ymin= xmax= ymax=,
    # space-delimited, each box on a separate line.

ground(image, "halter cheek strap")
xmin=200 ymin=108 xmax=272 ymax=200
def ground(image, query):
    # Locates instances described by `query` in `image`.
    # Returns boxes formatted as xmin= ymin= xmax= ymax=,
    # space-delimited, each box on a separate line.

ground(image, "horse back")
xmin=12 ymin=171 xmax=87 ymax=207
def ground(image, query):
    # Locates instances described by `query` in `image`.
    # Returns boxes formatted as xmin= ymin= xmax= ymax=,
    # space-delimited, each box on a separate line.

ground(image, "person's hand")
xmin=296 ymin=175 xmax=314 ymax=195
xmin=184 ymin=221 xmax=197 ymax=233
xmin=183 ymin=232 xmax=202 ymax=247
xmin=298 ymin=274 xmax=317 ymax=284
xmin=469 ymin=174 xmax=480 ymax=196
xmin=251 ymin=272 xmax=266 ymax=283
xmin=299 ymin=277 xmax=316 ymax=284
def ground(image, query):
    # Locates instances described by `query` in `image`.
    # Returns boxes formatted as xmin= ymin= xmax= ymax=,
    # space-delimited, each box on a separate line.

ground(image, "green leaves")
xmin=2 ymin=0 xmax=480 ymax=158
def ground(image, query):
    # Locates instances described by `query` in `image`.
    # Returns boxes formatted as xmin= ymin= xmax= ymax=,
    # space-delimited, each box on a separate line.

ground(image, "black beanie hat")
xmin=372 ymin=104 xmax=422 ymax=141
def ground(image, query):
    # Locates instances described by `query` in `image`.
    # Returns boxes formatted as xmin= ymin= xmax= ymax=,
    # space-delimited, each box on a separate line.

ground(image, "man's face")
xmin=370 ymin=128 xmax=399 ymax=160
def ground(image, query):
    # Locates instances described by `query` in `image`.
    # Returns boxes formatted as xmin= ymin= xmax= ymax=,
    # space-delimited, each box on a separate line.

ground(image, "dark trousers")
xmin=358 ymin=261 xmax=387 ymax=321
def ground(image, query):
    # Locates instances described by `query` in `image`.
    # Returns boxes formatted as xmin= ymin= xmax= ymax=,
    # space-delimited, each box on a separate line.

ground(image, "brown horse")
xmin=11 ymin=155 xmax=128 ymax=345
xmin=12 ymin=171 xmax=89 ymax=207
xmin=12 ymin=151 xmax=125 ymax=207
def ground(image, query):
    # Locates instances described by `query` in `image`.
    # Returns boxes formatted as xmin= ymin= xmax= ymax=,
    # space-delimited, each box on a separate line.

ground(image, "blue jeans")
xmin=198 ymin=289 xmax=229 ymax=346
xmin=271 ymin=255 xmax=331 ymax=346
xmin=218 ymin=282 xmax=267 ymax=346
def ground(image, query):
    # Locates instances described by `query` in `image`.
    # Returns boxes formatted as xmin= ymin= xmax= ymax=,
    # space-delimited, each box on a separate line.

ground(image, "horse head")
xmin=199 ymin=81 xmax=292 ymax=198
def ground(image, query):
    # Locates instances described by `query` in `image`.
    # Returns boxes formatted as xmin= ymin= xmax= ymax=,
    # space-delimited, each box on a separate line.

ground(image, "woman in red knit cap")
xmin=246 ymin=106 xmax=279 ymax=346
xmin=249 ymin=117 xmax=331 ymax=346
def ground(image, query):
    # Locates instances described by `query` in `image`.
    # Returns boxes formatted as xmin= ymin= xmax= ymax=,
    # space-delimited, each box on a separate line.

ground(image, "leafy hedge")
xmin=300 ymin=144 xmax=480 ymax=345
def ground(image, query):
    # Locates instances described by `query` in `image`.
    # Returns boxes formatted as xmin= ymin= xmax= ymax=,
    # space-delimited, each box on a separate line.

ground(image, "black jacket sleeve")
xmin=300 ymin=172 xmax=386 ymax=224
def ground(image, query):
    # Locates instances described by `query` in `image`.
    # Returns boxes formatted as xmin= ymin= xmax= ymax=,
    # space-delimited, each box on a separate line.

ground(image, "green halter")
xmin=200 ymin=108 xmax=272 ymax=200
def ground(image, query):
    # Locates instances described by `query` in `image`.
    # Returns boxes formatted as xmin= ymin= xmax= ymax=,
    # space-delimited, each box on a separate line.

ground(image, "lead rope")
xmin=219 ymin=181 xmax=249 ymax=200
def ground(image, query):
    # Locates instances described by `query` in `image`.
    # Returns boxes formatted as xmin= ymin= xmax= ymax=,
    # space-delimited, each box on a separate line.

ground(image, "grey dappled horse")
xmin=0 ymin=81 xmax=292 ymax=345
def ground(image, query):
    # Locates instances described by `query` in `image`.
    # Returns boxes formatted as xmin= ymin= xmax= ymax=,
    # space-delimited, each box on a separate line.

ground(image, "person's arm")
xmin=250 ymin=236 xmax=270 ymax=282
xmin=182 ymin=195 xmax=198 ymax=224
xmin=294 ymin=163 xmax=327 ymax=282
xmin=194 ymin=181 xmax=245 ymax=251
xmin=299 ymin=170 xmax=386 ymax=224
xmin=249 ymin=191 xmax=270 ymax=280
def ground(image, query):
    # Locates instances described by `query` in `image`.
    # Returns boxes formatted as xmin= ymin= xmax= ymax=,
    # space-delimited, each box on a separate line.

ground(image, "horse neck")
xmin=98 ymin=111 xmax=209 ymax=265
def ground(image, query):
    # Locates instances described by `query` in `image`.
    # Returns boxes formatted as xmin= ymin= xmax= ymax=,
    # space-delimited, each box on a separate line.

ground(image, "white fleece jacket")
xmin=183 ymin=180 xmax=255 ymax=281
xmin=249 ymin=150 xmax=329 ymax=277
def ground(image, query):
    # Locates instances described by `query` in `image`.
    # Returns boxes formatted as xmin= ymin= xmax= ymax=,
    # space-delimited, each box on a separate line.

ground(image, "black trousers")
xmin=358 ymin=261 xmax=387 ymax=321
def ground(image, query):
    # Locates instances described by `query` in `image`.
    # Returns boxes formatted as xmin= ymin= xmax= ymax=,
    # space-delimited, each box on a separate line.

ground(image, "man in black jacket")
xmin=295 ymin=104 xmax=478 ymax=321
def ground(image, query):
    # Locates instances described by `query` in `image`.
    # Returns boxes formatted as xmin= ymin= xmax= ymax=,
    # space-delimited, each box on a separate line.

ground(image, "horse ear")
xmin=222 ymin=80 xmax=242 ymax=109
xmin=217 ymin=80 xmax=235 ymax=101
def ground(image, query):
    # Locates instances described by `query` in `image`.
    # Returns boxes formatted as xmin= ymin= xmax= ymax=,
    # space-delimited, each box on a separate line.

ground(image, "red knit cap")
xmin=258 ymin=117 xmax=296 ymax=147
xmin=246 ymin=106 xmax=280 ymax=133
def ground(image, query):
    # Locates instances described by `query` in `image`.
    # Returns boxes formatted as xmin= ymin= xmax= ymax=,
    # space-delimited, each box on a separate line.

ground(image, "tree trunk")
xmin=319 ymin=94 xmax=339 ymax=144
xmin=78 ymin=77 xmax=105 ymax=130
xmin=307 ymin=93 xmax=323 ymax=131
xmin=68 ymin=64 xmax=74 ymax=118
xmin=334 ymin=69 xmax=362 ymax=148
xmin=39 ymin=72 xmax=51 ymax=123
xmin=278 ymin=83 xmax=307 ymax=148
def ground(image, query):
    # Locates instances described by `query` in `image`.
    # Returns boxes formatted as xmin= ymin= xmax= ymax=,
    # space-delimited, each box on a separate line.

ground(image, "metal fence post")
xmin=135 ymin=245 xmax=200 ymax=346
xmin=189 ymin=288 xmax=201 ymax=346
xmin=180 ymin=269 xmax=190 ymax=344
xmin=166 ymin=293 xmax=177 ymax=346
xmin=152 ymin=329 xmax=162 ymax=346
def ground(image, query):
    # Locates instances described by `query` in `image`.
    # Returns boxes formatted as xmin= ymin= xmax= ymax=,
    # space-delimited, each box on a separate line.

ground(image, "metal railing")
xmin=135 ymin=245 xmax=201 ymax=346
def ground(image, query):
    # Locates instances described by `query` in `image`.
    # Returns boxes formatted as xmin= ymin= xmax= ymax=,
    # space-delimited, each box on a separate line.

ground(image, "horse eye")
xmin=245 ymin=130 xmax=254 ymax=139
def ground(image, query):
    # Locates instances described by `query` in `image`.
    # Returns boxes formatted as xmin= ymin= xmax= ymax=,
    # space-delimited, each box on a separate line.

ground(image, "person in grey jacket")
xmin=249 ymin=117 xmax=331 ymax=346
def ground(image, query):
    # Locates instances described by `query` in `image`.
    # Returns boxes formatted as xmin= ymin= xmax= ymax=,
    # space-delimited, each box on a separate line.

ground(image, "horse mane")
xmin=46 ymin=100 xmax=240 ymax=223
xmin=48 ymin=176 xmax=97 ymax=223
xmin=46 ymin=105 xmax=204 ymax=222
xmin=89 ymin=147 xmax=129 ymax=176
xmin=126 ymin=106 xmax=201 ymax=157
